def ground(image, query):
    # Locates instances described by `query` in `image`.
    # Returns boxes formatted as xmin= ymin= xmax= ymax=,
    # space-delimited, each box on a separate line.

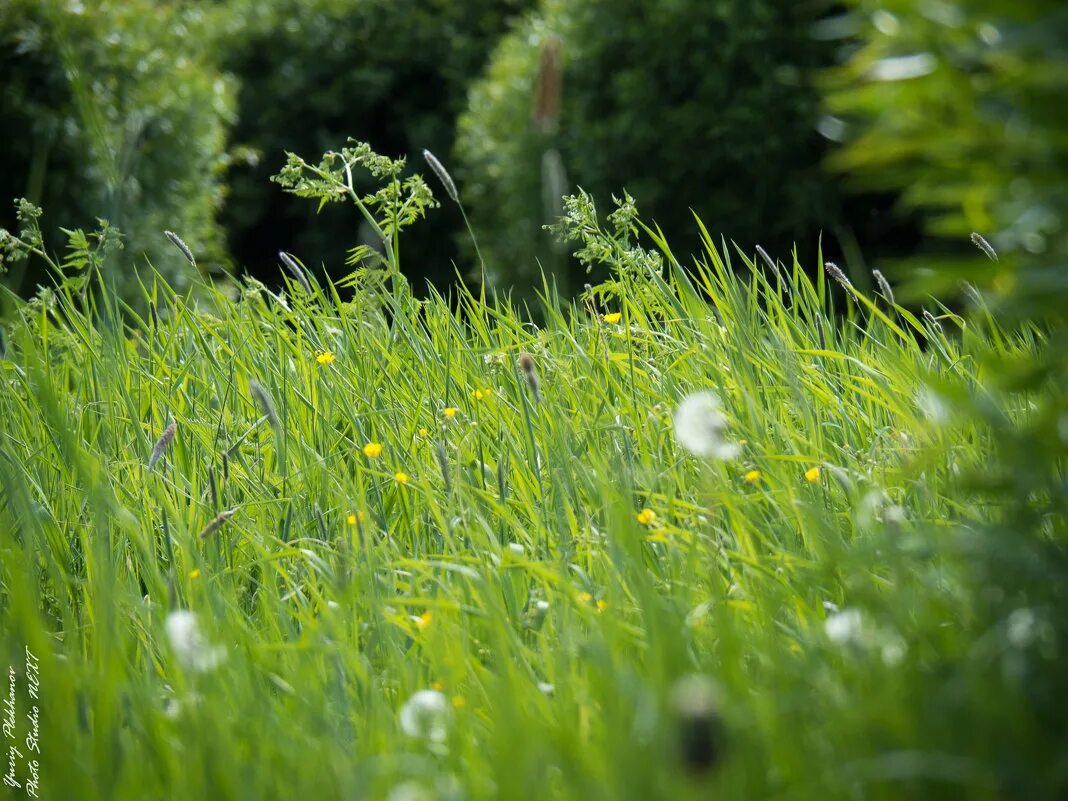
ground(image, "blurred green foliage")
xmin=215 ymin=0 xmax=530 ymax=290
xmin=825 ymin=0 xmax=1068 ymax=311
xmin=456 ymin=0 xmax=840 ymax=297
xmin=0 ymin=0 xmax=235 ymax=295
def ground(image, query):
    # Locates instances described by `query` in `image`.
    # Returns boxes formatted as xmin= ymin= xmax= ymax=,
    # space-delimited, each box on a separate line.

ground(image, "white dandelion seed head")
xmin=165 ymin=610 xmax=226 ymax=673
xmin=398 ymin=689 xmax=452 ymax=743
xmin=673 ymin=392 xmax=739 ymax=459
xmin=824 ymin=608 xmax=864 ymax=644
xmin=386 ymin=781 xmax=433 ymax=801
xmin=537 ymin=681 xmax=555 ymax=695
xmin=507 ymin=542 xmax=525 ymax=557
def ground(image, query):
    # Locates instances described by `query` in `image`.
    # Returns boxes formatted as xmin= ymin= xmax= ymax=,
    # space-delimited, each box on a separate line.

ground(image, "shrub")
xmin=0 ymin=0 xmax=235 ymax=296
xmin=217 ymin=0 xmax=531 ymax=291
xmin=456 ymin=0 xmax=840 ymax=297
xmin=824 ymin=0 xmax=1068 ymax=303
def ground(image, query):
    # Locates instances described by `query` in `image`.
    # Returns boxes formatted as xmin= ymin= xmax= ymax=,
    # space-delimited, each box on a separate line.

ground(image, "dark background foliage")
xmin=0 ymin=0 xmax=234 ymax=295
xmin=215 ymin=0 xmax=531 ymax=292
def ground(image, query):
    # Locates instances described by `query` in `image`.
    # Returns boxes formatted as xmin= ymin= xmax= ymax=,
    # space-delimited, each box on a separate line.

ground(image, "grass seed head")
xmin=249 ymin=379 xmax=279 ymax=431
xmin=279 ymin=251 xmax=312 ymax=293
xmin=422 ymin=149 xmax=459 ymax=204
xmin=872 ymin=269 xmax=894 ymax=305
xmin=970 ymin=232 xmax=998 ymax=261
xmin=148 ymin=422 xmax=177 ymax=471
xmin=518 ymin=351 xmax=541 ymax=402
xmin=164 ymin=231 xmax=195 ymax=266
xmin=824 ymin=260 xmax=853 ymax=292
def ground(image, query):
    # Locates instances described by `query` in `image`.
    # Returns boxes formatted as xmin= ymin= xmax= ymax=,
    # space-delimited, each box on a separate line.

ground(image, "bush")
xmin=456 ymin=0 xmax=841 ymax=297
xmin=217 ymin=0 xmax=531 ymax=291
xmin=0 ymin=0 xmax=235 ymax=296
xmin=824 ymin=0 xmax=1068 ymax=305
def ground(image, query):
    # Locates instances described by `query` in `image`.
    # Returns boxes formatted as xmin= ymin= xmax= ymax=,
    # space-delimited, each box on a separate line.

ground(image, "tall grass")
xmin=0 ymin=163 xmax=1062 ymax=800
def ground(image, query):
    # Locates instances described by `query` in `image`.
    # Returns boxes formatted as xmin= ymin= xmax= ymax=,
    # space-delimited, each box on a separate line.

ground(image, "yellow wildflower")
xmin=451 ymin=695 xmax=466 ymax=709
xmin=443 ymin=407 xmax=459 ymax=418
xmin=805 ymin=466 xmax=821 ymax=483
xmin=346 ymin=511 xmax=365 ymax=526
xmin=362 ymin=442 xmax=383 ymax=458
xmin=394 ymin=471 xmax=410 ymax=484
xmin=473 ymin=388 xmax=492 ymax=401
xmin=430 ymin=680 xmax=444 ymax=691
xmin=415 ymin=611 xmax=432 ymax=630
xmin=744 ymin=470 xmax=761 ymax=482
xmin=418 ymin=427 xmax=429 ymax=437
xmin=189 ymin=568 xmax=201 ymax=579
xmin=577 ymin=592 xmax=593 ymax=603
xmin=602 ymin=312 xmax=622 ymax=324
xmin=647 ymin=529 xmax=670 ymax=543
xmin=315 ymin=351 xmax=336 ymax=365
xmin=596 ymin=599 xmax=607 ymax=611
xmin=636 ymin=508 xmax=656 ymax=525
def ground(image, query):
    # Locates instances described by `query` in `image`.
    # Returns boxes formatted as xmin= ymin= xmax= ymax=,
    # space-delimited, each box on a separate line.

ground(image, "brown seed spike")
xmin=518 ymin=352 xmax=541 ymax=403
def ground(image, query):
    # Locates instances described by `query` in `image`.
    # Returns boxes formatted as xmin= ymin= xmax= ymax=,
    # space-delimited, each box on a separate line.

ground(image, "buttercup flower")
xmin=636 ymin=508 xmax=656 ymax=525
xmin=394 ymin=471 xmax=410 ymax=484
xmin=443 ymin=407 xmax=458 ymax=418
xmin=346 ymin=511 xmax=365 ymax=525
xmin=315 ymin=351 xmax=336 ymax=365
xmin=602 ymin=312 xmax=622 ymax=324
xmin=744 ymin=470 xmax=761 ymax=482
xmin=673 ymin=392 xmax=739 ymax=459
xmin=473 ymin=388 xmax=492 ymax=401
xmin=165 ymin=610 xmax=226 ymax=673
xmin=805 ymin=466 xmax=821 ymax=483
xmin=362 ymin=442 xmax=383 ymax=458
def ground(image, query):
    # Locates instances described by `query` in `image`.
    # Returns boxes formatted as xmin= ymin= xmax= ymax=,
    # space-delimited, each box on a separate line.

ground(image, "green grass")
xmin=0 ymin=200 xmax=1062 ymax=800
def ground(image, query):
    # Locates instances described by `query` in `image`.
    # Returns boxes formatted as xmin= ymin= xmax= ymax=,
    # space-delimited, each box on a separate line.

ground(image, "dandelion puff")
xmin=249 ymin=379 xmax=279 ymax=431
xmin=422 ymin=150 xmax=459 ymax=204
xmin=872 ymin=269 xmax=894 ymax=305
xmin=824 ymin=261 xmax=854 ymax=293
xmin=970 ymin=232 xmax=998 ymax=262
xmin=387 ymin=782 xmax=434 ymax=801
xmin=673 ymin=392 xmax=739 ymax=459
xmin=279 ymin=251 xmax=312 ymax=293
xmin=824 ymin=608 xmax=863 ymax=644
xmin=670 ymin=674 xmax=723 ymax=774
xmin=148 ymin=422 xmax=177 ymax=471
xmin=518 ymin=352 xmax=542 ymax=403
xmin=165 ymin=609 xmax=226 ymax=672
xmin=398 ymin=689 xmax=452 ymax=743
xmin=164 ymin=231 xmax=196 ymax=267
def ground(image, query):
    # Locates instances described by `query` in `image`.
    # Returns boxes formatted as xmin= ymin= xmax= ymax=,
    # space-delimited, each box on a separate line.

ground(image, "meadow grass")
xmin=0 ymin=184 xmax=1061 ymax=800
